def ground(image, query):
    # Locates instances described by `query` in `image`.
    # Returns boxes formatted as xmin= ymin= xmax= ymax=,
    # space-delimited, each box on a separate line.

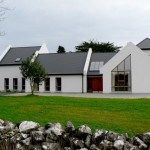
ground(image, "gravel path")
xmin=4 ymin=92 xmax=150 ymax=98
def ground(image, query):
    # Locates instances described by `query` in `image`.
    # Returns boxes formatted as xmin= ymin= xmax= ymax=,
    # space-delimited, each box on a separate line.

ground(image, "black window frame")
xmin=56 ymin=77 xmax=61 ymax=92
xmin=22 ymin=78 xmax=25 ymax=91
xmin=45 ymin=78 xmax=50 ymax=91
xmin=13 ymin=78 xmax=18 ymax=90
xmin=4 ymin=78 xmax=9 ymax=90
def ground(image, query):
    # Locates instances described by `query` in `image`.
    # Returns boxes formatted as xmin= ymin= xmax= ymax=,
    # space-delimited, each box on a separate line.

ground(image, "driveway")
xmin=4 ymin=92 xmax=150 ymax=98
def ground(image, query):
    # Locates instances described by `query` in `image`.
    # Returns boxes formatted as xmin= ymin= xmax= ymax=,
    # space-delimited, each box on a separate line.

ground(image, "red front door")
xmin=88 ymin=77 xmax=103 ymax=92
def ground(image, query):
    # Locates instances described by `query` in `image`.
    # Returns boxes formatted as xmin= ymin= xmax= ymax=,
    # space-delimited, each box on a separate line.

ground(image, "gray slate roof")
xmin=37 ymin=52 xmax=88 ymax=75
xmin=137 ymin=38 xmax=150 ymax=50
xmin=88 ymin=52 xmax=116 ymax=75
xmin=0 ymin=46 xmax=41 ymax=65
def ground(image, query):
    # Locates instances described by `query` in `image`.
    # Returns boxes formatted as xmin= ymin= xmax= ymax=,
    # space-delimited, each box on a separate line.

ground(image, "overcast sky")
xmin=0 ymin=0 xmax=150 ymax=54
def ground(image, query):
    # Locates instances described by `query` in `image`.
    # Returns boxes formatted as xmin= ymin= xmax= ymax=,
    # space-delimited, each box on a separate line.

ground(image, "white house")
xmin=0 ymin=38 xmax=150 ymax=93
xmin=101 ymin=41 xmax=150 ymax=93
xmin=0 ymin=44 xmax=49 ymax=92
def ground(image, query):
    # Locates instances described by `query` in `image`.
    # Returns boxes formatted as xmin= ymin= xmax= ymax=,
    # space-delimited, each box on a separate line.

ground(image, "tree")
xmin=75 ymin=40 xmax=120 ymax=52
xmin=57 ymin=46 xmax=66 ymax=53
xmin=20 ymin=54 xmax=46 ymax=95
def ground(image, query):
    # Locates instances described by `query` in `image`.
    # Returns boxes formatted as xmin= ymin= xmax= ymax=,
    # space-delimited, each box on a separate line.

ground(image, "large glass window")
xmin=112 ymin=55 xmax=131 ymax=92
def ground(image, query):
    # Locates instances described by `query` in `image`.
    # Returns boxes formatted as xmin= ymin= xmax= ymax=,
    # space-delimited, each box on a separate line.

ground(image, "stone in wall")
xmin=0 ymin=119 xmax=149 ymax=150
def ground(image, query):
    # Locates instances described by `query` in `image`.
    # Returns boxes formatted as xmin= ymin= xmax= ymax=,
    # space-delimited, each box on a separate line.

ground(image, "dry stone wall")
xmin=0 ymin=119 xmax=149 ymax=150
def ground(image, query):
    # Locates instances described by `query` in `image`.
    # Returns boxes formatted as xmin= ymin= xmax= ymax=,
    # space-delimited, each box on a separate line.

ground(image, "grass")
xmin=0 ymin=95 xmax=149 ymax=136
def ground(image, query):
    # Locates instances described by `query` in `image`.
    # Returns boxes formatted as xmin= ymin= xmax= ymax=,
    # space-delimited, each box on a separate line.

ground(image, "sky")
xmin=0 ymin=0 xmax=150 ymax=54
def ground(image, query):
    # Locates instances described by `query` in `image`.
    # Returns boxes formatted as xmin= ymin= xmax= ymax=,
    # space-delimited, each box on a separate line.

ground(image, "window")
xmin=56 ymin=78 xmax=61 ymax=91
xmin=34 ymin=78 xmax=39 ymax=91
xmin=34 ymin=83 xmax=39 ymax=91
xmin=15 ymin=58 xmax=21 ymax=62
xmin=111 ymin=55 xmax=131 ymax=92
xmin=45 ymin=78 xmax=50 ymax=91
xmin=22 ymin=78 xmax=25 ymax=91
xmin=90 ymin=61 xmax=104 ymax=71
xmin=4 ymin=78 xmax=9 ymax=90
xmin=13 ymin=78 xmax=18 ymax=90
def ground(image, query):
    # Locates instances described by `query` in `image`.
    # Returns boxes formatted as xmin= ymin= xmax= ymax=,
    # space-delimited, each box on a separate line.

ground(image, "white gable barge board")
xmin=0 ymin=45 xmax=12 ymax=62
xmin=83 ymin=48 xmax=92 ymax=75
xmin=31 ymin=43 xmax=49 ymax=62
xmin=83 ymin=48 xmax=92 ymax=93
xmin=101 ymin=42 xmax=150 ymax=93
xmin=39 ymin=43 xmax=49 ymax=54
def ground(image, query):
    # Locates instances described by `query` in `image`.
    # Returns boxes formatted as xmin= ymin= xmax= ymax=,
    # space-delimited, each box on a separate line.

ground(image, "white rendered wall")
xmin=0 ymin=66 xmax=23 ymax=91
xmin=25 ymin=80 xmax=31 ymax=92
xmin=142 ymin=50 xmax=150 ymax=56
xmin=83 ymin=75 xmax=87 ymax=93
xmin=61 ymin=75 xmax=83 ymax=93
xmin=38 ymin=75 xmax=83 ymax=93
xmin=131 ymin=47 xmax=150 ymax=93
xmin=101 ymin=42 xmax=150 ymax=93
xmin=25 ymin=80 xmax=46 ymax=93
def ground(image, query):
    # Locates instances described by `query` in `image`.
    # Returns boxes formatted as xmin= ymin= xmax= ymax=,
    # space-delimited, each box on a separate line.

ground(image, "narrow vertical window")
xmin=56 ymin=78 xmax=61 ymax=91
xmin=34 ymin=78 xmax=39 ymax=91
xmin=13 ymin=78 xmax=18 ymax=90
xmin=4 ymin=78 xmax=9 ymax=90
xmin=22 ymin=78 xmax=25 ymax=91
xmin=45 ymin=78 xmax=50 ymax=91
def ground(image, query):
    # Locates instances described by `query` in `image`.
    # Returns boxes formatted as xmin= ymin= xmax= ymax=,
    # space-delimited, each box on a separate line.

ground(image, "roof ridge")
xmin=92 ymin=52 xmax=117 ymax=53
xmin=38 ymin=52 xmax=87 ymax=55
xmin=11 ymin=46 xmax=41 ymax=49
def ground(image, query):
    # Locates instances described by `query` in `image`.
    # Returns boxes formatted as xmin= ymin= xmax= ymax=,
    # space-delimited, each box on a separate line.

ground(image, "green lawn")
xmin=0 ymin=95 xmax=149 ymax=136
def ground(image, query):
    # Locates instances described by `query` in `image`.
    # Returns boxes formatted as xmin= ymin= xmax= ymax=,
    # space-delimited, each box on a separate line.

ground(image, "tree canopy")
xmin=57 ymin=46 xmax=66 ymax=53
xmin=75 ymin=40 xmax=120 ymax=52
xmin=20 ymin=54 xmax=46 ymax=95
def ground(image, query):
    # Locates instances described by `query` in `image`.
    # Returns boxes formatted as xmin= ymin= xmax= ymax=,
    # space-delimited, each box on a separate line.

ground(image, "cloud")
xmin=0 ymin=0 xmax=150 ymax=53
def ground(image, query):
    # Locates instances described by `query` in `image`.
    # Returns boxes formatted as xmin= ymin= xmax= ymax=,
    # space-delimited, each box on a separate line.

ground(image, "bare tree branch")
xmin=0 ymin=0 xmax=9 ymax=36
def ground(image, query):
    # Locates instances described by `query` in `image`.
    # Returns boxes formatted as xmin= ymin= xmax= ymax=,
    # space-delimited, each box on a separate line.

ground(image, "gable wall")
xmin=142 ymin=50 xmax=150 ymax=55
xmin=131 ymin=47 xmax=150 ymax=93
xmin=101 ymin=44 xmax=132 ymax=93
xmin=101 ymin=43 xmax=150 ymax=93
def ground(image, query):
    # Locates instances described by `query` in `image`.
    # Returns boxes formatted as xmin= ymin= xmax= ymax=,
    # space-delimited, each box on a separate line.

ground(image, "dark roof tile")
xmin=37 ymin=52 xmax=87 ymax=75
xmin=137 ymin=38 xmax=150 ymax=50
xmin=0 ymin=46 xmax=41 ymax=65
